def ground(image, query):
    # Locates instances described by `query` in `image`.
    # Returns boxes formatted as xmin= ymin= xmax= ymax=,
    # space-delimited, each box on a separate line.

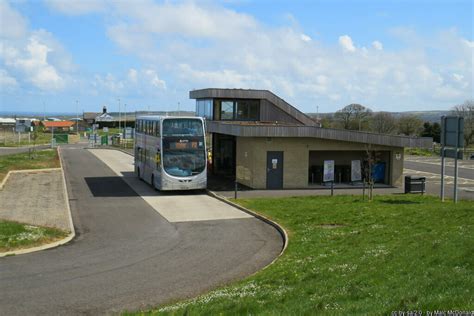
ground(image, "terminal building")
xmin=190 ymin=88 xmax=432 ymax=190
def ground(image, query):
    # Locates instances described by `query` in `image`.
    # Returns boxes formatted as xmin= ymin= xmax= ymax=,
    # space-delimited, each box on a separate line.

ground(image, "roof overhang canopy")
xmin=207 ymin=121 xmax=432 ymax=148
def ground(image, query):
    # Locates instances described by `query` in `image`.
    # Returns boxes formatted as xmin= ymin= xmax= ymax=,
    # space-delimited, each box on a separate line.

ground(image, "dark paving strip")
xmin=0 ymin=145 xmax=283 ymax=315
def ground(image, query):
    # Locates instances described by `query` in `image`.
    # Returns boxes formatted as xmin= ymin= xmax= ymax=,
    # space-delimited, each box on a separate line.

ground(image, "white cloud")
xmin=2 ymin=34 xmax=66 ymax=91
xmin=45 ymin=0 xmax=106 ymax=15
xmin=144 ymin=69 xmax=166 ymax=89
xmin=128 ymin=68 xmax=138 ymax=83
xmin=11 ymin=36 xmax=64 ymax=90
xmin=461 ymin=39 xmax=474 ymax=49
xmin=93 ymin=73 xmax=123 ymax=93
xmin=94 ymin=68 xmax=166 ymax=94
xmin=7 ymin=1 xmax=474 ymax=111
xmin=452 ymin=73 xmax=464 ymax=82
xmin=0 ymin=2 xmax=75 ymax=92
xmin=0 ymin=0 xmax=28 ymax=38
xmin=339 ymin=35 xmax=356 ymax=52
xmin=178 ymin=64 xmax=251 ymax=88
xmin=372 ymin=40 xmax=383 ymax=50
xmin=0 ymin=68 xmax=17 ymax=88
xmin=112 ymin=1 xmax=257 ymax=40
xmin=300 ymin=34 xmax=312 ymax=42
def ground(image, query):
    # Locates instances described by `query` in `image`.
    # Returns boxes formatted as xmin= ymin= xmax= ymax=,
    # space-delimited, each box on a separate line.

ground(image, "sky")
xmin=0 ymin=0 xmax=473 ymax=114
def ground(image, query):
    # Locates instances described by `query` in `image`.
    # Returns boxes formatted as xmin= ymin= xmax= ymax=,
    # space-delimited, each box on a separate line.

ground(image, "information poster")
xmin=351 ymin=160 xmax=362 ymax=182
xmin=323 ymin=160 xmax=335 ymax=182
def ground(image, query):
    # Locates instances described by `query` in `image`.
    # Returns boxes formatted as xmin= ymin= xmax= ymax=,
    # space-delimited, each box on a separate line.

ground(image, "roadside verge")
xmin=0 ymin=147 xmax=75 ymax=257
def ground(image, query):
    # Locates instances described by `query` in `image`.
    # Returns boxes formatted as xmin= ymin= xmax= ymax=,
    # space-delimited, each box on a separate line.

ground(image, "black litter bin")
xmin=404 ymin=176 xmax=426 ymax=194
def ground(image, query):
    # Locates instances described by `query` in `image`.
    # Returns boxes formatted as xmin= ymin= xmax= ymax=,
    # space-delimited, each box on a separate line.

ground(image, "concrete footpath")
xmin=218 ymin=186 xmax=403 ymax=199
xmin=0 ymin=169 xmax=71 ymax=231
xmin=88 ymin=149 xmax=252 ymax=222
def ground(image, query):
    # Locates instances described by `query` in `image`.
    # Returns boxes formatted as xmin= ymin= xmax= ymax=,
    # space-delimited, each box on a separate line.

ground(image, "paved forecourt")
xmin=88 ymin=149 xmax=252 ymax=222
xmin=0 ymin=169 xmax=71 ymax=231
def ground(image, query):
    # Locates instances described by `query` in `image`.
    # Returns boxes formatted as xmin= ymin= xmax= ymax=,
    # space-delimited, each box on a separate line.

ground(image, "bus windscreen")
xmin=162 ymin=119 xmax=206 ymax=177
xmin=162 ymin=119 xmax=204 ymax=137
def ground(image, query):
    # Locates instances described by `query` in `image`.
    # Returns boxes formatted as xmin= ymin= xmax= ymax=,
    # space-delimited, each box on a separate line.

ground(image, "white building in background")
xmin=95 ymin=106 xmax=114 ymax=122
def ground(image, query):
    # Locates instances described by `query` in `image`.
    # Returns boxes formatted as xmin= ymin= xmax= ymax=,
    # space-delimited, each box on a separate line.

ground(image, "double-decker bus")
xmin=134 ymin=116 xmax=207 ymax=190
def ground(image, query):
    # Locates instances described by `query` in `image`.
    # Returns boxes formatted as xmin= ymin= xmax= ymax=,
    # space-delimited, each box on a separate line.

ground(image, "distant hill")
xmin=307 ymin=110 xmax=451 ymax=123
xmin=391 ymin=111 xmax=451 ymax=122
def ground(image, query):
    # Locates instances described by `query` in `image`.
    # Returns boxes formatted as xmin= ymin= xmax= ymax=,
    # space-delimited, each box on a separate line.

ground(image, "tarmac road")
xmin=404 ymin=156 xmax=474 ymax=200
xmin=405 ymin=158 xmax=474 ymax=180
xmin=0 ymin=145 xmax=283 ymax=315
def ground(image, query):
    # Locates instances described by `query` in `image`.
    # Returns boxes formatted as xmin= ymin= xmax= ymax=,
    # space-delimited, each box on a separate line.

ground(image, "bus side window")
xmin=156 ymin=150 xmax=161 ymax=167
xmin=157 ymin=122 xmax=160 ymax=136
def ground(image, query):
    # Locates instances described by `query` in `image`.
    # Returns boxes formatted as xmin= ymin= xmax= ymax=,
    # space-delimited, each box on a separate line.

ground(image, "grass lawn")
xmin=139 ymin=195 xmax=473 ymax=315
xmin=405 ymin=147 xmax=437 ymax=157
xmin=0 ymin=149 xmax=60 ymax=181
xmin=1 ymin=131 xmax=53 ymax=147
xmin=0 ymin=220 xmax=68 ymax=252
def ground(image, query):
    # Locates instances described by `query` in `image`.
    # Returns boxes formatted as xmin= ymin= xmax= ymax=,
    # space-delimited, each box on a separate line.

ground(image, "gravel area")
xmin=0 ymin=170 xmax=70 ymax=231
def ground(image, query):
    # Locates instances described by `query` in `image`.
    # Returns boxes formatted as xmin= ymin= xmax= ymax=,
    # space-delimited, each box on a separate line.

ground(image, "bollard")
xmin=234 ymin=180 xmax=238 ymax=199
xmin=362 ymin=181 xmax=366 ymax=200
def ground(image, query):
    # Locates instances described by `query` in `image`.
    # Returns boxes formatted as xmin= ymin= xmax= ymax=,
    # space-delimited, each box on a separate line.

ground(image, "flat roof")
xmin=207 ymin=121 xmax=432 ymax=148
xmin=190 ymin=88 xmax=315 ymax=126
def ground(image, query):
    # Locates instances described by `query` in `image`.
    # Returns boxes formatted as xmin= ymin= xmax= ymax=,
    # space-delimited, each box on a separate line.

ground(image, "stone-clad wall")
xmin=236 ymin=137 xmax=404 ymax=189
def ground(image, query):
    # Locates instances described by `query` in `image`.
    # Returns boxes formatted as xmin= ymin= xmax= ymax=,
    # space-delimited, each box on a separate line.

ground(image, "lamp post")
xmin=124 ymin=104 xmax=127 ymax=129
xmin=118 ymin=98 xmax=121 ymax=134
xmin=76 ymin=100 xmax=79 ymax=135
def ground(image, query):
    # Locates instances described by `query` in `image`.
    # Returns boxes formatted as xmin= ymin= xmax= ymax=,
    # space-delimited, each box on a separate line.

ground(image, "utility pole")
xmin=124 ymin=104 xmax=127 ymax=129
xmin=76 ymin=100 xmax=79 ymax=134
xmin=118 ymin=98 xmax=121 ymax=134
xmin=316 ymin=105 xmax=320 ymax=127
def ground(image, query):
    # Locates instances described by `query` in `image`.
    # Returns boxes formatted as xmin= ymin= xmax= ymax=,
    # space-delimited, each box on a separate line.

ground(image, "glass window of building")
xmin=236 ymin=100 xmax=260 ymax=120
xmin=196 ymin=99 xmax=213 ymax=119
xmin=221 ymin=101 xmax=234 ymax=120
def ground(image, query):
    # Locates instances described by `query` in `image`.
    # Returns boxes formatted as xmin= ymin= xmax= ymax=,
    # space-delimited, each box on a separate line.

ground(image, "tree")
xmin=451 ymin=100 xmax=474 ymax=147
xmin=334 ymin=104 xmax=372 ymax=130
xmin=370 ymin=112 xmax=397 ymax=134
xmin=397 ymin=115 xmax=423 ymax=136
xmin=363 ymin=144 xmax=382 ymax=202
xmin=420 ymin=122 xmax=441 ymax=143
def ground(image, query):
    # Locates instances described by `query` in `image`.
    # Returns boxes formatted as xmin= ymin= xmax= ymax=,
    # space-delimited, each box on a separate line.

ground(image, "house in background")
xmin=42 ymin=121 xmax=75 ymax=132
xmin=83 ymin=112 xmax=99 ymax=125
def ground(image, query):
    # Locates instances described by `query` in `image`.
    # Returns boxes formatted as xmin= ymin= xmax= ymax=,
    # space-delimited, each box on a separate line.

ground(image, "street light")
xmin=76 ymin=100 xmax=79 ymax=135
xmin=117 ymin=98 xmax=121 ymax=134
